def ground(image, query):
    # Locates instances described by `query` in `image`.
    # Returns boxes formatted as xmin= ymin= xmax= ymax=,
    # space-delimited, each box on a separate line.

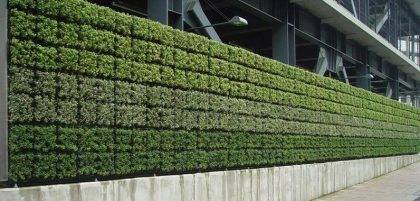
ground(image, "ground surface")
xmin=316 ymin=162 xmax=420 ymax=201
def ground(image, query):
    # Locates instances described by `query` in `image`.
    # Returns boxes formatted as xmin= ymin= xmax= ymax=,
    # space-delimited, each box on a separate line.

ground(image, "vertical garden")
xmin=6 ymin=0 xmax=420 ymax=184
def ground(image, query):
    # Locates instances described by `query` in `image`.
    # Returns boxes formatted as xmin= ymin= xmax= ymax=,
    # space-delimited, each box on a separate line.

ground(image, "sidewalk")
xmin=315 ymin=162 xmax=420 ymax=201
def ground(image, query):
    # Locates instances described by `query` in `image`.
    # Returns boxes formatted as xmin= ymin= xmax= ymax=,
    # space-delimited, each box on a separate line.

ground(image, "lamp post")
xmin=186 ymin=16 xmax=248 ymax=30
xmin=346 ymin=74 xmax=375 ymax=79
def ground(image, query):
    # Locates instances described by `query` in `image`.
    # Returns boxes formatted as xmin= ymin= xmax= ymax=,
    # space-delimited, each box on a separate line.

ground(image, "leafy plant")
xmin=6 ymin=0 xmax=420 ymax=184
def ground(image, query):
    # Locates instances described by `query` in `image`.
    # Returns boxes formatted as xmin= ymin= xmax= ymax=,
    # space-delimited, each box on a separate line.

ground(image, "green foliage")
xmin=9 ymin=0 xmax=35 ymax=10
xmin=114 ymin=12 xmax=132 ymax=36
xmin=57 ymin=127 xmax=78 ymax=152
xmin=10 ymin=39 xmax=35 ymax=67
xmin=115 ymin=105 xmax=146 ymax=127
xmin=78 ymin=50 xmax=97 ymax=74
xmin=37 ymin=16 xmax=59 ymax=44
xmin=6 ymin=124 xmax=420 ymax=182
xmin=9 ymin=93 xmax=33 ymax=122
xmin=97 ymin=54 xmax=115 ymax=77
xmin=33 ymin=154 xmax=58 ymax=179
xmin=37 ymin=0 xmax=60 ymax=16
xmin=115 ymin=35 xmax=132 ymax=58
xmin=9 ymin=9 xmax=36 ymax=39
xmin=34 ymin=70 xmax=56 ymax=96
xmin=58 ymin=47 xmax=79 ymax=71
xmin=115 ymin=81 xmax=146 ymax=104
xmin=56 ymin=154 xmax=78 ymax=179
xmin=115 ymin=153 xmax=133 ymax=175
xmin=7 ymin=0 xmax=420 ymax=184
xmin=35 ymin=45 xmax=58 ymax=70
xmin=8 ymin=65 xmax=33 ymax=94
xmin=58 ymin=22 xmax=79 ymax=48
xmin=57 ymin=73 xmax=78 ymax=98
xmin=57 ymin=100 xmax=78 ymax=124
xmin=9 ymin=154 xmax=33 ymax=182
xmin=79 ymin=77 xmax=114 ymax=102
xmin=9 ymin=126 xmax=33 ymax=154
xmin=33 ymin=95 xmax=56 ymax=122
xmin=79 ymin=25 xmax=115 ymax=54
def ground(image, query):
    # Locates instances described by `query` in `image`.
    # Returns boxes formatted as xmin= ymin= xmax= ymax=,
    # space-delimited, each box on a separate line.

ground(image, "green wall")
xmin=7 ymin=0 xmax=420 ymax=183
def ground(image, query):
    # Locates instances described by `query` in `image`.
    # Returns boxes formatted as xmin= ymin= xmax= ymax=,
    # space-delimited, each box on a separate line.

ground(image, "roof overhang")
xmin=405 ymin=0 xmax=420 ymax=19
xmin=291 ymin=0 xmax=420 ymax=81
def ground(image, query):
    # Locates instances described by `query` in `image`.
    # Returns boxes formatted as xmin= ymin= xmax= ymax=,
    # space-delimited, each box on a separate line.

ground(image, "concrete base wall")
xmin=2 ymin=154 xmax=420 ymax=201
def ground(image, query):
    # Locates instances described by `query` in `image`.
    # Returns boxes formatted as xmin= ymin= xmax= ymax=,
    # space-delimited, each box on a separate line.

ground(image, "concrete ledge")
xmin=1 ymin=154 xmax=420 ymax=201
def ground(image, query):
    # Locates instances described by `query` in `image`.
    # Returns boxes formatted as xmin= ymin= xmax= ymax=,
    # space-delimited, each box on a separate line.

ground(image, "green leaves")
xmin=10 ymin=39 xmax=35 ymax=67
xmin=115 ymin=81 xmax=146 ymax=104
xmin=7 ymin=124 xmax=420 ymax=182
xmin=9 ymin=0 xmax=35 ymax=10
xmin=9 ymin=126 xmax=34 ymax=153
xmin=97 ymin=54 xmax=115 ymax=77
xmin=79 ymin=77 xmax=114 ymax=102
xmin=7 ymin=0 xmax=420 ymax=184
xmin=58 ymin=22 xmax=79 ymax=48
xmin=114 ymin=12 xmax=132 ymax=36
xmin=9 ymin=94 xmax=33 ymax=122
xmin=10 ymin=9 xmax=36 ymax=39
xmin=33 ymin=95 xmax=56 ymax=122
xmin=8 ymin=65 xmax=33 ymax=94
xmin=37 ymin=16 xmax=59 ymax=44
xmin=58 ymin=47 xmax=78 ymax=71
xmin=37 ymin=0 xmax=61 ymax=16
xmin=9 ymin=154 xmax=33 ymax=182
xmin=115 ymin=105 xmax=146 ymax=127
xmin=115 ymin=35 xmax=132 ymax=58
xmin=35 ymin=45 xmax=58 ymax=70
xmin=78 ymin=50 xmax=97 ymax=74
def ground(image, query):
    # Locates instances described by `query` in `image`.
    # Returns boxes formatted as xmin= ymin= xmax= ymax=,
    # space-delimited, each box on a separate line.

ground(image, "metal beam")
xmin=288 ymin=25 xmax=296 ymax=65
xmin=148 ymin=0 xmax=169 ymax=25
xmin=336 ymin=56 xmax=349 ymax=84
xmin=272 ymin=0 xmax=293 ymax=65
xmin=399 ymin=77 xmax=415 ymax=90
xmin=184 ymin=0 xmax=221 ymax=42
xmin=375 ymin=3 xmax=390 ymax=33
xmin=291 ymin=0 xmax=420 ymax=81
xmin=315 ymin=47 xmax=328 ymax=75
xmin=370 ymin=67 xmax=389 ymax=80
xmin=356 ymin=48 xmax=371 ymax=90
xmin=0 ymin=0 xmax=8 ymax=181
xmin=350 ymin=0 xmax=358 ymax=19
xmin=273 ymin=24 xmax=290 ymax=64
xmin=388 ymin=64 xmax=400 ymax=100
xmin=386 ymin=82 xmax=393 ymax=98
xmin=170 ymin=0 xmax=184 ymax=30
xmin=295 ymin=28 xmax=363 ymax=65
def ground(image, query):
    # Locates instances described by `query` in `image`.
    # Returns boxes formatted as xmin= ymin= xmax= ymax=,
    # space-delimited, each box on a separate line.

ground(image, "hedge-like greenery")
xmin=7 ymin=0 xmax=420 ymax=183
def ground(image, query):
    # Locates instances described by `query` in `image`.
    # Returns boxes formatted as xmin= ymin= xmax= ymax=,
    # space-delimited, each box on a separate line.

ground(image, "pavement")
xmin=315 ymin=162 xmax=420 ymax=201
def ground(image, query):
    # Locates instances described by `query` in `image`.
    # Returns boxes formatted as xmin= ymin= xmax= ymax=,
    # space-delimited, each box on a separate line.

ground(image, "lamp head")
xmin=228 ymin=16 xmax=248 ymax=27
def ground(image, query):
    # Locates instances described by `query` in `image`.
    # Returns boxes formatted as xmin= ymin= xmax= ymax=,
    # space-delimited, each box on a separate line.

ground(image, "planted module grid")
xmin=7 ymin=0 xmax=420 ymax=183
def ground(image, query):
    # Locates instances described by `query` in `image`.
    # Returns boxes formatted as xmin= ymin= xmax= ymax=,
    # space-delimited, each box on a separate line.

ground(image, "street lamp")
xmin=186 ymin=16 xmax=248 ymax=30
xmin=347 ymin=74 xmax=374 ymax=79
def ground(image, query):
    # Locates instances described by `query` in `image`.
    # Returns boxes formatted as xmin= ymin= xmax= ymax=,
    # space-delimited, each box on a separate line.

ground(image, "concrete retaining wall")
xmin=2 ymin=154 xmax=420 ymax=201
